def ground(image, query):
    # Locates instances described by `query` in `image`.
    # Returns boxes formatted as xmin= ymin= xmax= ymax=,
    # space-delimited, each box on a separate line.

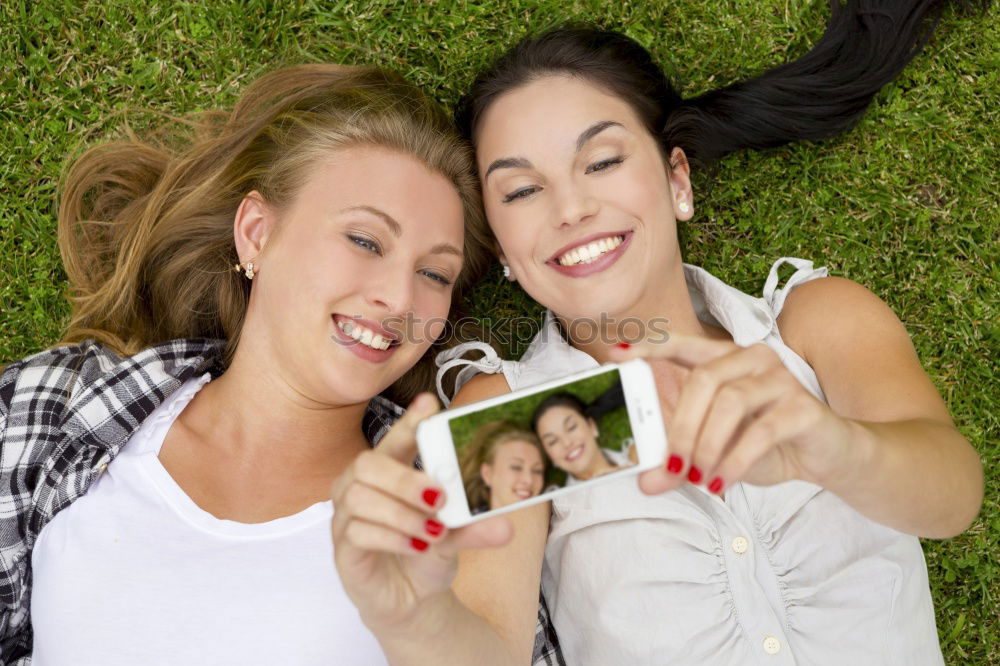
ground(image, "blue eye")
xmin=502 ymin=186 xmax=539 ymax=203
xmin=348 ymin=233 xmax=382 ymax=255
xmin=586 ymin=156 xmax=624 ymax=174
xmin=420 ymin=270 xmax=452 ymax=286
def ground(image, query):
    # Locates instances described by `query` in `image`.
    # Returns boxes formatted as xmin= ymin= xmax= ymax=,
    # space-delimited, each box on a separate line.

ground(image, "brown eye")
xmin=585 ymin=156 xmax=624 ymax=174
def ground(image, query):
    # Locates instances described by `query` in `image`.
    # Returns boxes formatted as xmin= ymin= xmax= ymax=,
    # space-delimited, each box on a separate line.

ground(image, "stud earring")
xmin=234 ymin=260 xmax=257 ymax=280
xmin=502 ymin=264 xmax=513 ymax=281
xmin=679 ymin=202 xmax=690 ymax=213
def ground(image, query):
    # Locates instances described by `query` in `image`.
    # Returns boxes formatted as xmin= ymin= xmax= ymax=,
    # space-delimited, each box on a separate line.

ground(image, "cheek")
xmin=486 ymin=204 xmax=535 ymax=262
xmin=408 ymin=287 xmax=454 ymax=345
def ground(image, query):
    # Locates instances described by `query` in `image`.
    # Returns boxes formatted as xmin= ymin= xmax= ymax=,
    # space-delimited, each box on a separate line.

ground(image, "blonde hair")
xmin=56 ymin=63 xmax=491 ymax=404
xmin=460 ymin=420 xmax=546 ymax=510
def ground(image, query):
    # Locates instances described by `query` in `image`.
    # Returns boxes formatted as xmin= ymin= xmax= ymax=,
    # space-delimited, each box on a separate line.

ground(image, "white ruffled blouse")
xmin=436 ymin=258 xmax=943 ymax=666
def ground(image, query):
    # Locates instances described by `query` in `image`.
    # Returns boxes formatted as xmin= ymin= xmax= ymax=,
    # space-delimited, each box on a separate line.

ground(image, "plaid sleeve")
xmin=532 ymin=593 xmax=565 ymax=666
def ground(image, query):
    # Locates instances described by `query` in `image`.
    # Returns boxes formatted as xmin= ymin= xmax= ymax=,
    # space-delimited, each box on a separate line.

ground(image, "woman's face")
xmin=480 ymin=439 xmax=546 ymax=509
xmin=240 ymin=145 xmax=464 ymax=406
xmin=474 ymin=75 xmax=691 ymax=322
xmin=535 ymin=405 xmax=602 ymax=479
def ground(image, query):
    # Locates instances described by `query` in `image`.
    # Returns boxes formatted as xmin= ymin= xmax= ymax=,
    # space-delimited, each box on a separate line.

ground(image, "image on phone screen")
xmin=449 ymin=368 xmax=636 ymax=515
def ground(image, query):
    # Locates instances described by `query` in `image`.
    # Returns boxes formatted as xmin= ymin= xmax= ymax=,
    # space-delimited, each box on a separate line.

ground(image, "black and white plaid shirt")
xmin=0 ymin=339 xmax=563 ymax=664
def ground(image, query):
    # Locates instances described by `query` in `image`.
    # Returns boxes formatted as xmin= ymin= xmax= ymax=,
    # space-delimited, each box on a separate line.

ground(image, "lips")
xmin=331 ymin=314 xmax=400 ymax=363
xmin=564 ymin=444 xmax=584 ymax=464
xmin=547 ymin=231 xmax=633 ymax=278
xmin=333 ymin=314 xmax=399 ymax=351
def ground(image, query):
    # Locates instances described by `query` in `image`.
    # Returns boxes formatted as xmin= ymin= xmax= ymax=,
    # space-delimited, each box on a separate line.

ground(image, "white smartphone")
xmin=417 ymin=359 xmax=667 ymax=527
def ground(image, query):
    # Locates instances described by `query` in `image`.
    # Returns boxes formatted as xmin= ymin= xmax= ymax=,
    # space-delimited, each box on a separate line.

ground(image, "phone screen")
xmin=448 ymin=368 xmax=636 ymax=515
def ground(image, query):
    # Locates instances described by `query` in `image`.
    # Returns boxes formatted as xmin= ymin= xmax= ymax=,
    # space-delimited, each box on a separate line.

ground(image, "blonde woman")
xmin=0 ymin=63 xmax=494 ymax=664
xmin=460 ymin=421 xmax=547 ymax=512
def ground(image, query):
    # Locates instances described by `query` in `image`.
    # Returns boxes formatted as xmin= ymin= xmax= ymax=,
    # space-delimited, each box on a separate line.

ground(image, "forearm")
xmin=825 ymin=417 xmax=983 ymax=538
xmin=375 ymin=591 xmax=520 ymax=666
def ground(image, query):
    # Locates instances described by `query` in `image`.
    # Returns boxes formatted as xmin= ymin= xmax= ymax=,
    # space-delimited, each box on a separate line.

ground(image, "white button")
xmin=731 ymin=536 xmax=749 ymax=554
xmin=763 ymin=636 xmax=781 ymax=655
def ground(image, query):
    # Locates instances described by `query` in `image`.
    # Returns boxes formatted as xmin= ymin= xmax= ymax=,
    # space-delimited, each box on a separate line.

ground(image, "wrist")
xmin=366 ymin=590 xmax=461 ymax=657
xmin=819 ymin=418 xmax=880 ymax=495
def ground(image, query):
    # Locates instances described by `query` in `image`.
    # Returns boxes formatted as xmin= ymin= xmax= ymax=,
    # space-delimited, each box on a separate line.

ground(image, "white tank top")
xmin=30 ymin=374 xmax=388 ymax=666
xmin=436 ymin=258 xmax=942 ymax=666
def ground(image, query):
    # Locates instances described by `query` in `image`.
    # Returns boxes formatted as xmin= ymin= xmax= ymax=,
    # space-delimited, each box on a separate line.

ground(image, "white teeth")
xmin=557 ymin=235 xmax=624 ymax=266
xmin=337 ymin=319 xmax=392 ymax=351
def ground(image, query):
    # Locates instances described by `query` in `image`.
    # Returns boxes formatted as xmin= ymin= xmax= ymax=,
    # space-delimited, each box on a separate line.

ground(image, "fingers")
xmin=688 ymin=366 xmax=792 ymax=484
xmin=439 ymin=515 xmax=514 ymax=554
xmin=609 ymin=331 xmax=737 ymax=367
xmin=710 ymin=393 xmax=827 ymax=490
xmin=668 ymin=345 xmax=780 ymax=474
xmin=336 ymin=448 xmax=444 ymax=514
xmin=332 ymin=480 xmax=449 ymax=550
xmin=374 ymin=392 xmax=441 ymax=464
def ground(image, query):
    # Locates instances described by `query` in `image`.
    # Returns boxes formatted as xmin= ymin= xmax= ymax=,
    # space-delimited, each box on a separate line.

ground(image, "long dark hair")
xmin=456 ymin=1 xmax=987 ymax=168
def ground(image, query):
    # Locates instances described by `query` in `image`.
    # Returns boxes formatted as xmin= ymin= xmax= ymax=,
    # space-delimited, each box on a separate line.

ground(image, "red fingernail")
xmin=666 ymin=455 xmax=683 ymax=474
xmin=616 ymin=342 xmax=631 ymax=350
xmin=422 ymin=488 xmax=441 ymax=507
xmin=411 ymin=537 xmax=428 ymax=552
xmin=708 ymin=477 xmax=724 ymax=494
xmin=425 ymin=519 xmax=445 ymax=537
xmin=687 ymin=465 xmax=703 ymax=484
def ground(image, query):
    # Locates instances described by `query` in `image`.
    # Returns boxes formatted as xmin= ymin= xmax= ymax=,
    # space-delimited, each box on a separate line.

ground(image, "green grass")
xmin=1 ymin=0 xmax=997 ymax=662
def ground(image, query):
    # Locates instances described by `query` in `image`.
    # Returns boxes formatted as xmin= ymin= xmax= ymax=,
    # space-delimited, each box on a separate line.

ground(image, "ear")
xmin=480 ymin=462 xmax=494 ymax=488
xmin=233 ymin=191 xmax=275 ymax=266
xmin=494 ymin=240 xmax=510 ymax=268
xmin=666 ymin=147 xmax=694 ymax=221
xmin=588 ymin=417 xmax=600 ymax=438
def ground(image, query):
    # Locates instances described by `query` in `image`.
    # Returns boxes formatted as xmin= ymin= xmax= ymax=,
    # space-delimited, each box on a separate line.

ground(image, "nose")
xmin=517 ymin=468 xmax=534 ymax=489
xmin=365 ymin=263 xmax=415 ymax=316
xmin=551 ymin=179 xmax=598 ymax=229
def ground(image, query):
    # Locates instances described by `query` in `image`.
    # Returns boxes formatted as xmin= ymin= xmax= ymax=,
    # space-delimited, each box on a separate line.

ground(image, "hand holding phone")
xmin=329 ymin=395 xmax=512 ymax=635
xmin=417 ymin=359 xmax=667 ymax=527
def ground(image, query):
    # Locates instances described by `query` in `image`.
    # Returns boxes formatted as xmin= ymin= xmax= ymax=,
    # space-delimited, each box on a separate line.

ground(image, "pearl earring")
xmin=502 ymin=264 xmax=512 ymax=280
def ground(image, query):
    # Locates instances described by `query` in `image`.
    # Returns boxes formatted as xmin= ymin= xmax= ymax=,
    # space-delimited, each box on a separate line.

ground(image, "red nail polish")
xmin=411 ymin=537 xmax=428 ymax=552
xmin=616 ymin=342 xmax=631 ymax=350
xmin=666 ymin=454 xmax=683 ymax=474
xmin=687 ymin=465 xmax=703 ymax=484
xmin=425 ymin=519 xmax=445 ymax=537
xmin=422 ymin=488 xmax=441 ymax=507
xmin=708 ymin=477 xmax=724 ymax=494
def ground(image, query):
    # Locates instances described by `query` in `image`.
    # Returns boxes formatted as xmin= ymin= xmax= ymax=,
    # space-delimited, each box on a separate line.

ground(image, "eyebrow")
xmin=344 ymin=206 xmax=462 ymax=258
xmin=483 ymin=120 xmax=625 ymax=181
xmin=341 ymin=205 xmax=401 ymax=237
xmin=429 ymin=242 xmax=463 ymax=258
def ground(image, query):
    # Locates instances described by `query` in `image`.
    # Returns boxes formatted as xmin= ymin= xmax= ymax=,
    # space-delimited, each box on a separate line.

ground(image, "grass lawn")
xmin=2 ymin=0 xmax=997 ymax=662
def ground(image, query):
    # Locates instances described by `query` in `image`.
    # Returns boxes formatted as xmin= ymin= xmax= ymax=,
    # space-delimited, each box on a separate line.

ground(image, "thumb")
xmin=375 ymin=392 xmax=441 ymax=464
xmin=441 ymin=514 xmax=514 ymax=554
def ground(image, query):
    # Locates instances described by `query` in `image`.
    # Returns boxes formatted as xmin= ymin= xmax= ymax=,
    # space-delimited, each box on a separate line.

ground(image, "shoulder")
xmin=776 ymin=276 xmax=909 ymax=363
xmin=451 ymin=373 xmax=512 ymax=408
xmin=1 ymin=341 xmax=119 ymax=413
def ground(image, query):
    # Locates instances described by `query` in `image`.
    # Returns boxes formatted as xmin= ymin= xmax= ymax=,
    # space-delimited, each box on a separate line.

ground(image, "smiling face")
xmin=480 ymin=438 xmax=546 ymax=509
xmin=475 ymin=75 xmax=693 ymax=323
xmin=240 ymin=145 xmax=465 ymax=406
xmin=535 ymin=405 xmax=603 ymax=479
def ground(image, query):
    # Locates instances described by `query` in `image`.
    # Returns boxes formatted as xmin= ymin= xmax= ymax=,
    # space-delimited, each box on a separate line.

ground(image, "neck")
xmin=181 ymin=342 xmax=371 ymax=479
xmin=562 ymin=259 xmax=729 ymax=364
xmin=576 ymin=452 xmax=616 ymax=481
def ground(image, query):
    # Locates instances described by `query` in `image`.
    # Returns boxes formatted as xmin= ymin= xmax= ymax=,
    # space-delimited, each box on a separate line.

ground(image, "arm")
xmin=610 ymin=277 xmax=983 ymax=538
xmin=450 ymin=374 xmax=551 ymax=665
xmin=776 ymin=276 xmax=983 ymax=538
